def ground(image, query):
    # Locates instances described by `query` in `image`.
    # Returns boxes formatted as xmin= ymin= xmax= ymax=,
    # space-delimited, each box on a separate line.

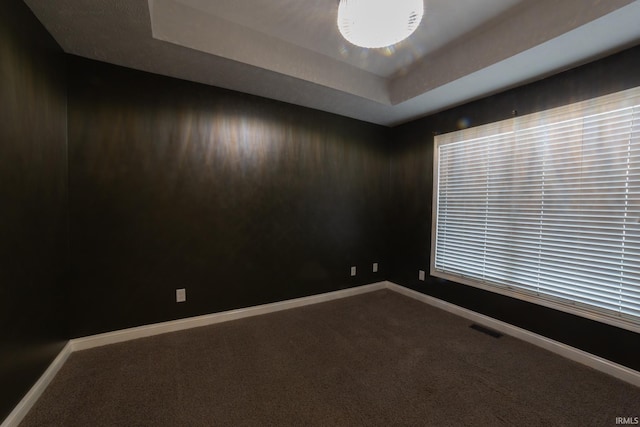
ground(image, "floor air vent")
xmin=470 ymin=324 xmax=503 ymax=338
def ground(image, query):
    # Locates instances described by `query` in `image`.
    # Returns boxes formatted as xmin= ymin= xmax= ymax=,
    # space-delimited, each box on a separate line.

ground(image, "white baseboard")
xmin=71 ymin=282 xmax=387 ymax=351
xmin=3 ymin=282 xmax=386 ymax=427
xmin=1 ymin=342 xmax=73 ymax=427
xmin=6 ymin=280 xmax=640 ymax=427
xmin=386 ymin=281 xmax=640 ymax=388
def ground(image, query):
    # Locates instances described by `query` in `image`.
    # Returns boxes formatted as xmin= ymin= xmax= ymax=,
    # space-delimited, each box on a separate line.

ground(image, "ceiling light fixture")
xmin=337 ymin=0 xmax=424 ymax=49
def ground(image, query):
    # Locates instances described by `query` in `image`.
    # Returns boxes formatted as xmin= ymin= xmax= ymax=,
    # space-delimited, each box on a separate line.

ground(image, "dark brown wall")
xmin=67 ymin=57 xmax=390 ymax=337
xmin=389 ymin=44 xmax=640 ymax=371
xmin=0 ymin=0 xmax=68 ymax=420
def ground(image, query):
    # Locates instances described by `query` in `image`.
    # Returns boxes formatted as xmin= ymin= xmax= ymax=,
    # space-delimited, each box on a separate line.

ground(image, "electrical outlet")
xmin=419 ymin=270 xmax=425 ymax=281
xmin=350 ymin=266 xmax=357 ymax=276
xmin=373 ymin=262 xmax=378 ymax=272
xmin=176 ymin=288 xmax=186 ymax=303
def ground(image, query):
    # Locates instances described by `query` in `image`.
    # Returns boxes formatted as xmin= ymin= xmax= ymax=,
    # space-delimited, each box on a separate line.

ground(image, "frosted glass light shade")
xmin=338 ymin=0 xmax=424 ymax=48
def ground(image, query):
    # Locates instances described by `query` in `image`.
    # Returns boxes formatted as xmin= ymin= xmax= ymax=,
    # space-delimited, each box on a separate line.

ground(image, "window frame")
xmin=430 ymin=86 xmax=640 ymax=334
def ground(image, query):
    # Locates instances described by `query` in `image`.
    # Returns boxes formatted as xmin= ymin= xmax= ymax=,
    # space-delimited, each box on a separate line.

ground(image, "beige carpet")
xmin=20 ymin=290 xmax=640 ymax=426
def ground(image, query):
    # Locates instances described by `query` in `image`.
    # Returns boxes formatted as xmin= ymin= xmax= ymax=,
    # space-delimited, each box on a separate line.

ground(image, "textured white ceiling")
xmin=22 ymin=0 xmax=640 ymax=126
xmin=173 ymin=0 xmax=523 ymax=78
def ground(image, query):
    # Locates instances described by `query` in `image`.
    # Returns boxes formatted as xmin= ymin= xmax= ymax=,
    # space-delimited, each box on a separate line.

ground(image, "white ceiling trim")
xmin=150 ymin=0 xmax=390 ymax=104
xmin=385 ymin=0 xmax=640 ymax=126
xmin=390 ymin=0 xmax=639 ymax=104
xmin=22 ymin=0 xmax=640 ymax=126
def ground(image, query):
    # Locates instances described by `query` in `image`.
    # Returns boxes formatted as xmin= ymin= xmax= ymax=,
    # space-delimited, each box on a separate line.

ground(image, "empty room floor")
xmin=20 ymin=290 xmax=640 ymax=426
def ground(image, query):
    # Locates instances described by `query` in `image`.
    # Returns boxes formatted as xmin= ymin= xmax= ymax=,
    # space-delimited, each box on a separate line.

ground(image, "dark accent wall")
xmin=389 ymin=44 xmax=640 ymax=371
xmin=0 ymin=0 xmax=68 ymax=420
xmin=67 ymin=57 xmax=390 ymax=337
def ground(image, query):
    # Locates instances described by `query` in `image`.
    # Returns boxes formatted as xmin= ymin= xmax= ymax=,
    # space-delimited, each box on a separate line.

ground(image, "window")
xmin=431 ymin=86 xmax=640 ymax=332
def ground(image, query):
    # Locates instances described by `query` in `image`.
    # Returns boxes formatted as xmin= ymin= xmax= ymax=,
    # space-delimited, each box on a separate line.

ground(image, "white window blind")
xmin=432 ymin=86 xmax=640 ymax=332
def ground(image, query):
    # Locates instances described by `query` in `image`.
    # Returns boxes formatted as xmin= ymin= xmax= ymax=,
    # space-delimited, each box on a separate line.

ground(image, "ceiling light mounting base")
xmin=337 ymin=0 xmax=424 ymax=49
